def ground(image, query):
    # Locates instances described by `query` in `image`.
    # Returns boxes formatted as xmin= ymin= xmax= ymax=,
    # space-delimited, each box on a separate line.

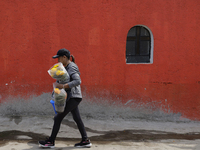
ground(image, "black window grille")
xmin=126 ymin=26 xmax=151 ymax=63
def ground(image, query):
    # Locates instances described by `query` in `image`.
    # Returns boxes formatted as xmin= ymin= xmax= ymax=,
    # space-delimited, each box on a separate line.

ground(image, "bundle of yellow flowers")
xmin=48 ymin=62 xmax=70 ymax=83
xmin=54 ymin=88 xmax=67 ymax=113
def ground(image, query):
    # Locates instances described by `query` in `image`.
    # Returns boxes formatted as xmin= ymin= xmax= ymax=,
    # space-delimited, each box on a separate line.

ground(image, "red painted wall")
xmin=0 ymin=0 xmax=200 ymax=120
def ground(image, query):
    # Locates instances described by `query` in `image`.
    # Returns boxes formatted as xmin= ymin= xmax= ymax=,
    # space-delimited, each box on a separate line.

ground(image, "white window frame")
xmin=126 ymin=25 xmax=154 ymax=64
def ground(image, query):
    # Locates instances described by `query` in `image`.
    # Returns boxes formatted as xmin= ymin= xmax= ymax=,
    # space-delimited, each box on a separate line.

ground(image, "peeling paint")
xmin=0 ymin=93 xmax=191 ymax=122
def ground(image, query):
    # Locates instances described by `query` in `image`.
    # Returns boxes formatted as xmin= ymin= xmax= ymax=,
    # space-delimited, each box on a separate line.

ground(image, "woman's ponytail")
xmin=71 ymin=55 xmax=75 ymax=63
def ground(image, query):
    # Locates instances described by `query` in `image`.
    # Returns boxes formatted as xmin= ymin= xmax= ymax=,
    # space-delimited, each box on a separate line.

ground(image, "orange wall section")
xmin=0 ymin=0 xmax=200 ymax=120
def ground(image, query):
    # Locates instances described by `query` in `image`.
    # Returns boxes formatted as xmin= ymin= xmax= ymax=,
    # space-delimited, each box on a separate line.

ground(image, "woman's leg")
xmin=71 ymin=102 xmax=88 ymax=140
xmin=49 ymin=98 xmax=81 ymax=141
xmin=71 ymin=102 xmax=92 ymax=148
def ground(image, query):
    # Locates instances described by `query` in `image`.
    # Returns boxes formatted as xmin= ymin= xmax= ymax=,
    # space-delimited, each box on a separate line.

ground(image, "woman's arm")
xmin=67 ymin=73 xmax=81 ymax=88
xmin=53 ymin=73 xmax=81 ymax=89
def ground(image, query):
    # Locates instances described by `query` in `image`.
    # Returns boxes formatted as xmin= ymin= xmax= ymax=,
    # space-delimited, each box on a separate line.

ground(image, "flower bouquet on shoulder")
xmin=48 ymin=62 xmax=70 ymax=84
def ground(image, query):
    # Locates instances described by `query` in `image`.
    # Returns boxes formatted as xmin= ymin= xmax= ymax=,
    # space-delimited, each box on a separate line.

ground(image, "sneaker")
xmin=38 ymin=137 xmax=55 ymax=148
xmin=74 ymin=139 xmax=92 ymax=148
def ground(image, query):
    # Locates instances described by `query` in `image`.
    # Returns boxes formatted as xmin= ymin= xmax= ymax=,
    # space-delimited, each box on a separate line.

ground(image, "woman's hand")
xmin=53 ymin=82 xmax=63 ymax=89
xmin=53 ymin=82 xmax=70 ymax=89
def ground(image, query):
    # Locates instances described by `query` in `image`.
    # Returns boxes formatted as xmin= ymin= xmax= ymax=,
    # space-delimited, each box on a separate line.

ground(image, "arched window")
xmin=126 ymin=25 xmax=154 ymax=64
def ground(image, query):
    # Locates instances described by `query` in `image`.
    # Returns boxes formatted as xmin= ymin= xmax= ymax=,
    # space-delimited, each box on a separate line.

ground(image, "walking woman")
xmin=39 ymin=48 xmax=92 ymax=148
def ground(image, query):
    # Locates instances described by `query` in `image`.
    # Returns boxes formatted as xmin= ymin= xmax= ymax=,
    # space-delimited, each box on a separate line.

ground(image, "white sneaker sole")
xmin=39 ymin=143 xmax=55 ymax=148
xmin=75 ymin=143 xmax=92 ymax=148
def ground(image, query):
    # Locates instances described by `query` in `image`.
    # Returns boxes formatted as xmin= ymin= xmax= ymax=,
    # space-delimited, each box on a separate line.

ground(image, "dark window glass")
xmin=126 ymin=26 xmax=151 ymax=63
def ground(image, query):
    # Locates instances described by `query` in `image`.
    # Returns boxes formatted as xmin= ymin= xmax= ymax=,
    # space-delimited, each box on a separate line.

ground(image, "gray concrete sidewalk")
xmin=0 ymin=116 xmax=200 ymax=150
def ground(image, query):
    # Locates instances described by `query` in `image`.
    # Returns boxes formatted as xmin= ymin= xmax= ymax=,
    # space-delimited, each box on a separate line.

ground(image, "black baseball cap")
xmin=52 ymin=48 xmax=70 ymax=59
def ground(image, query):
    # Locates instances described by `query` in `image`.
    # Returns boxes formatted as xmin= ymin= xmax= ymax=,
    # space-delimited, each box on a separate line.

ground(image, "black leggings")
xmin=50 ymin=98 xmax=87 ymax=142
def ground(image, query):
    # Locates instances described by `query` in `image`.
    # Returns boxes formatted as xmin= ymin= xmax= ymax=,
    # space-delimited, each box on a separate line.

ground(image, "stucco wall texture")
xmin=0 ymin=0 xmax=200 ymax=120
